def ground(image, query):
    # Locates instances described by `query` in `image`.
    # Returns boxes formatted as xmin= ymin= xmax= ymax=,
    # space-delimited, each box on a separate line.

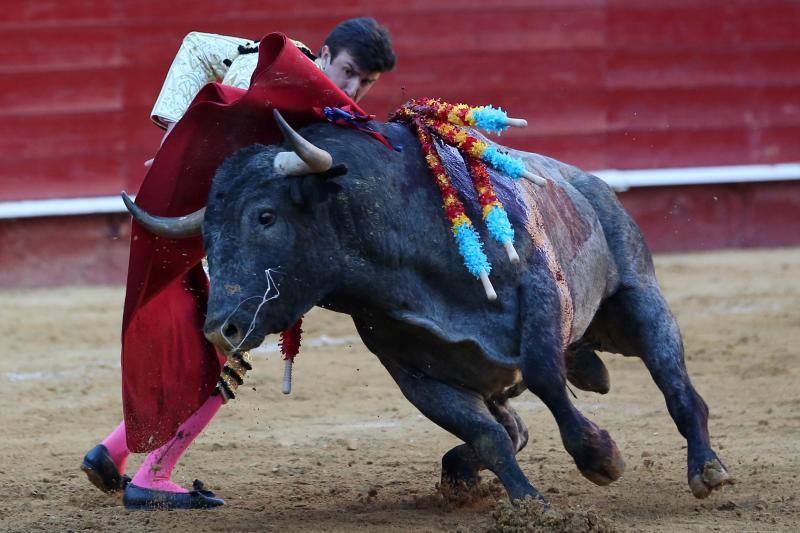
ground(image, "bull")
xmin=126 ymin=110 xmax=732 ymax=503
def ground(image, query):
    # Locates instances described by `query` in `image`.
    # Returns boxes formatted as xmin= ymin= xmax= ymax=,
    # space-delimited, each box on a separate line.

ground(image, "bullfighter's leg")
xmin=101 ymin=421 xmax=130 ymax=472
xmin=597 ymin=285 xmax=732 ymax=498
xmin=130 ymin=395 xmax=221 ymax=492
xmin=122 ymin=394 xmax=225 ymax=510
xmin=519 ymin=279 xmax=625 ymax=486
xmin=380 ymin=358 xmax=542 ymax=503
xmin=440 ymin=397 xmax=529 ymax=491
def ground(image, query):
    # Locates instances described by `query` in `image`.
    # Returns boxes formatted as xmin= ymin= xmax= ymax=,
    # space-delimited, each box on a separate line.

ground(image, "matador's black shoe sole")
xmin=81 ymin=444 xmax=130 ymax=493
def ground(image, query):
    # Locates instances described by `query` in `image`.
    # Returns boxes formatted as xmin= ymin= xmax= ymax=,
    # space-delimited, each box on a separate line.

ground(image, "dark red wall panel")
xmin=618 ymin=180 xmax=800 ymax=251
xmin=2 ymin=1 xmax=798 ymax=202
xmin=0 ymin=214 xmax=131 ymax=287
xmin=3 ymin=180 xmax=798 ymax=289
xmin=0 ymin=2 xmax=799 ymax=287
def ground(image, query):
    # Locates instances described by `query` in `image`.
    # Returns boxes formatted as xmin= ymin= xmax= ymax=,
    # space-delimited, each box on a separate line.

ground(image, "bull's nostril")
xmin=223 ymin=323 xmax=239 ymax=339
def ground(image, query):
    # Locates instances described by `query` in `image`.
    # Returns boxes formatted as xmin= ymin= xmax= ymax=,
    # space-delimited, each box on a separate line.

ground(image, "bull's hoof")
xmin=437 ymin=476 xmax=507 ymax=508
xmin=439 ymin=474 xmax=482 ymax=501
xmin=689 ymin=459 xmax=733 ymax=499
xmin=441 ymin=447 xmax=482 ymax=492
xmin=579 ymin=445 xmax=626 ymax=486
xmin=570 ymin=428 xmax=625 ymax=486
xmin=437 ymin=478 xmax=485 ymax=506
xmin=566 ymin=350 xmax=610 ymax=395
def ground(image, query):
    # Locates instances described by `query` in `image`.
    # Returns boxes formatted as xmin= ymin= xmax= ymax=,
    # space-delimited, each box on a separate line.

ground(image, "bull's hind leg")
xmin=380 ymin=358 xmax=541 ymax=502
xmin=598 ymin=285 xmax=732 ymax=498
xmin=519 ymin=279 xmax=625 ymax=486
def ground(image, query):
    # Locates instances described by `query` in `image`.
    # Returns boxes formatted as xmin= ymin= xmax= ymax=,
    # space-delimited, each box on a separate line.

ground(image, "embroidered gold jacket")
xmin=150 ymin=31 xmax=317 ymax=128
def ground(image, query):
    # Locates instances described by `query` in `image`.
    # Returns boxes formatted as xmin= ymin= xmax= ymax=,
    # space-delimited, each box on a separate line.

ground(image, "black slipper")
xmin=123 ymin=480 xmax=225 ymax=510
xmin=81 ymin=444 xmax=131 ymax=493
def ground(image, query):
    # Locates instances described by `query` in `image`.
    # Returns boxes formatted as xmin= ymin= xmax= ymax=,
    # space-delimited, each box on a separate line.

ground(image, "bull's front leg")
xmin=379 ymin=357 xmax=542 ymax=503
xmin=440 ymin=396 xmax=529 ymax=492
xmin=519 ymin=276 xmax=625 ymax=486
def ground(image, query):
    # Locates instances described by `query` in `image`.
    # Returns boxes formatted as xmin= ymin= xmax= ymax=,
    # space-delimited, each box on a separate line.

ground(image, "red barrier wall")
xmin=2 ymin=0 xmax=799 ymax=201
xmin=3 ymin=180 xmax=799 ymax=288
xmin=1 ymin=1 xmax=799 ymax=287
xmin=0 ymin=214 xmax=131 ymax=287
xmin=619 ymin=180 xmax=800 ymax=251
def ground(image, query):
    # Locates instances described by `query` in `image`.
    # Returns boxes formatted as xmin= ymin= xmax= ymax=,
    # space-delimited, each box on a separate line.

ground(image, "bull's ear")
xmin=289 ymin=174 xmax=344 ymax=208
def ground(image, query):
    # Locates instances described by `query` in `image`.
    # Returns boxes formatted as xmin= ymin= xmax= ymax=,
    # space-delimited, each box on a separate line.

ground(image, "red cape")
xmin=122 ymin=33 xmax=365 ymax=452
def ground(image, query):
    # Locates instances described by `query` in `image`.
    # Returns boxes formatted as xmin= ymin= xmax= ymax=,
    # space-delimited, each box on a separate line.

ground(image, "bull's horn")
xmin=272 ymin=108 xmax=332 ymax=175
xmin=121 ymin=192 xmax=205 ymax=238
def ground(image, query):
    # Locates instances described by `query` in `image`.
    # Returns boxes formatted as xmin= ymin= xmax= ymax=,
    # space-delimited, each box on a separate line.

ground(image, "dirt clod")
xmin=489 ymin=497 xmax=616 ymax=533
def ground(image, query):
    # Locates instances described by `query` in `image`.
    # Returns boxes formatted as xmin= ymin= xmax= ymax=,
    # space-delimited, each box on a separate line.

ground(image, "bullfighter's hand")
xmin=144 ymin=121 xmax=177 ymax=168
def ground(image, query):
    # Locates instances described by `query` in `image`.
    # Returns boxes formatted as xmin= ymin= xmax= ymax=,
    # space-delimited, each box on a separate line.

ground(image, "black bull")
xmin=130 ymin=119 xmax=732 ymax=503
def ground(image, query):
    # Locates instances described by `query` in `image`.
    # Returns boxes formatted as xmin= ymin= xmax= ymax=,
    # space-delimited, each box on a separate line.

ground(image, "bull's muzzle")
xmin=204 ymin=317 xmax=246 ymax=354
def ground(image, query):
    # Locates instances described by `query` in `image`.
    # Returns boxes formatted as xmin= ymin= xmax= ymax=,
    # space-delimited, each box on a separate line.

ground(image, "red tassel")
xmin=279 ymin=317 xmax=303 ymax=362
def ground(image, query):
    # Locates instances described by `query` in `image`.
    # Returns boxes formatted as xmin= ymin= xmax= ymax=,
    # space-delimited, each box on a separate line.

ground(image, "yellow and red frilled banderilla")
xmin=397 ymin=98 xmax=529 ymax=133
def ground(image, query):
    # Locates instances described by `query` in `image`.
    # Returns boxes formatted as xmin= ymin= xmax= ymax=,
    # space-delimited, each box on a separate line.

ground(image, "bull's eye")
xmin=257 ymin=209 xmax=277 ymax=227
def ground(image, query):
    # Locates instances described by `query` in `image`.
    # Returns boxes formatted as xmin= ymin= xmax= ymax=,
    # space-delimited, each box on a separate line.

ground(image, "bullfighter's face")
xmin=317 ymin=47 xmax=381 ymax=103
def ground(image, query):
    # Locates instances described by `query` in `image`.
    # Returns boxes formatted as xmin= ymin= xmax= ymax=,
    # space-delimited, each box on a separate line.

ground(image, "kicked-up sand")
xmin=0 ymin=248 xmax=798 ymax=532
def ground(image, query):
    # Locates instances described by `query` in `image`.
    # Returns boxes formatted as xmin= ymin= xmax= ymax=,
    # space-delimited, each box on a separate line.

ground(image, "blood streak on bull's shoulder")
xmin=524 ymin=182 xmax=576 ymax=351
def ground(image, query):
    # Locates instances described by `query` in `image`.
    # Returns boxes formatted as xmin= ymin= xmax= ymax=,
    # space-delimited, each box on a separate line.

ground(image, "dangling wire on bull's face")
xmin=219 ymin=267 xmax=282 ymax=354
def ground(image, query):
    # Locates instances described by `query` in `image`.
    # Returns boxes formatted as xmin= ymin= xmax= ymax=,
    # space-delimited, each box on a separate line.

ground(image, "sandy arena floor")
xmin=0 ymin=248 xmax=798 ymax=532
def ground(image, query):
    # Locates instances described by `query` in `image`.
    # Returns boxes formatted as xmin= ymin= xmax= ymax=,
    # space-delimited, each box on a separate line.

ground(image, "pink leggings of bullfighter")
xmin=102 ymin=394 xmax=223 ymax=493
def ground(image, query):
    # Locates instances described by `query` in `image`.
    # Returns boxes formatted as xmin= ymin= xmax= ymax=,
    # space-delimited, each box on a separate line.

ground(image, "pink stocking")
xmin=131 ymin=394 xmax=223 ymax=493
xmin=101 ymin=420 xmax=129 ymax=474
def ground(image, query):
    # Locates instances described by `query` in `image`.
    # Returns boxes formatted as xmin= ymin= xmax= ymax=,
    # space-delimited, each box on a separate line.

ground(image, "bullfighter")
xmin=80 ymin=17 xmax=396 ymax=510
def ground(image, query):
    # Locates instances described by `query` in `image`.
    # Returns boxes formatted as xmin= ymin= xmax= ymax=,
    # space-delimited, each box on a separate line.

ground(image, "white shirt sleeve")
xmin=150 ymin=32 xmax=254 ymax=128
xmin=220 ymin=53 xmax=260 ymax=89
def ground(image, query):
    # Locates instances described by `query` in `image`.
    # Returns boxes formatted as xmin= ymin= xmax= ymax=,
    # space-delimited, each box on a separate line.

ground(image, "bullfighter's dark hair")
xmin=322 ymin=17 xmax=396 ymax=73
